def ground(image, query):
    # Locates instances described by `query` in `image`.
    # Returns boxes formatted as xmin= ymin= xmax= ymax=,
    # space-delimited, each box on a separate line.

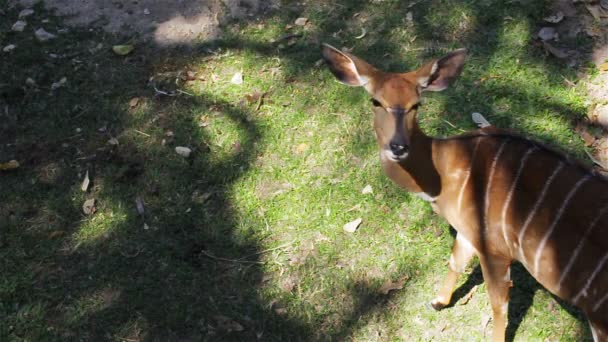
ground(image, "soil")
xmin=10 ymin=0 xmax=277 ymax=45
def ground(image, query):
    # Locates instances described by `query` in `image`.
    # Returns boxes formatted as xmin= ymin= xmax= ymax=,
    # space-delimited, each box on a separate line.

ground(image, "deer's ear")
xmin=417 ymin=48 xmax=467 ymax=92
xmin=322 ymin=43 xmax=376 ymax=87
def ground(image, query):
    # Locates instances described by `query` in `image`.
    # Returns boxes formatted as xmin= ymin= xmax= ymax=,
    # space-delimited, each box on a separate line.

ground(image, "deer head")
xmin=322 ymin=44 xmax=467 ymax=162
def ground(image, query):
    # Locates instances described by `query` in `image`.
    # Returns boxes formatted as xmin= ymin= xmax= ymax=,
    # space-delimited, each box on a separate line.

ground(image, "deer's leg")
xmin=431 ymin=233 xmax=476 ymax=310
xmin=589 ymin=320 xmax=608 ymax=342
xmin=479 ymin=255 xmax=512 ymax=342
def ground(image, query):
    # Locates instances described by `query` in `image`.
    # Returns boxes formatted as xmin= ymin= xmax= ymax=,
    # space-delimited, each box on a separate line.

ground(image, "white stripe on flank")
xmin=557 ymin=202 xmax=608 ymax=292
xmin=517 ymin=161 xmax=565 ymax=262
xmin=457 ymin=138 xmax=482 ymax=214
xmin=533 ymin=175 xmax=590 ymax=275
xmin=593 ymin=291 xmax=608 ymax=312
xmin=484 ymin=139 xmax=509 ymax=230
xmin=501 ymin=147 xmax=538 ymax=247
xmin=573 ymin=252 xmax=608 ymax=305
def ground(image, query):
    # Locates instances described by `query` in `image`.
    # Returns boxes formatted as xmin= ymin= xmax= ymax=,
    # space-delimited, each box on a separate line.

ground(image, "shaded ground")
xmin=1 ymin=0 xmax=608 ymax=341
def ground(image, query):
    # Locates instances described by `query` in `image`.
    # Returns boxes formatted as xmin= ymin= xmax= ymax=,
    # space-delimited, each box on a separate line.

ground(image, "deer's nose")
xmin=389 ymin=142 xmax=408 ymax=156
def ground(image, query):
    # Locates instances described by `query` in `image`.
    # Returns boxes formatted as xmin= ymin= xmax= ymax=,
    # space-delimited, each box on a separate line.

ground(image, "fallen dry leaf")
xmin=107 ymin=137 xmax=119 ymax=146
xmin=214 ymin=315 xmax=244 ymax=332
xmin=48 ymin=231 xmax=64 ymax=239
xmin=0 ymin=160 xmax=20 ymax=171
xmin=575 ymin=123 xmax=596 ymax=147
xmin=354 ymin=28 xmax=367 ymax=39
xmin=294 ymin=17 xmax=308 ymax=26
xmin=379 ymin=275 xmax=409 ymax=295
xmin=599 ymin=62 xmax=608 ymax=72
xmin=459 ymin=285 xmax=479 ymax=305
xmin=231 ymin=72 xmax=243 ymax=85
xmin=343 ymin=218 xmax=362 ymax=233
xmin=175 ymin=146 xmax=192 ymax=157
xmin=129 ymin=97 xmax=140 ymax=108
xmin=112 ymin=44 xmax=134 ymax=56
xmin=135 ymin=197 xmax=145 ymax=215
xmin=361 ymin=184 xmax=373 ymax=194
xmin=81 ymin=170 xmax=90 ymax=192
xmin=295 ymin=143 xmax=309 ymax=153
xmin=82 ymin=198 xmax=96 ymax=215
xmin=543 ymin=11 xmax=564 ymax=23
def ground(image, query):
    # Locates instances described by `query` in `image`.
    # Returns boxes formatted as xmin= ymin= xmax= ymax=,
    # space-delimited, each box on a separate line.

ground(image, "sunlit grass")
xmin=0 ymin=0 xmax=595 ymax=340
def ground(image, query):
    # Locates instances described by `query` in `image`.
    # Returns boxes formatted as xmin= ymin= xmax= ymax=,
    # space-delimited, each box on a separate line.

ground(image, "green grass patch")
xmin=0 ymin=0 xmax=594 ymax=341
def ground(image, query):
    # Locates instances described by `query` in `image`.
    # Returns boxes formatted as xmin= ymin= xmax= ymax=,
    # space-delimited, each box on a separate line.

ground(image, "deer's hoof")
xmin=430 ymin=298 xmax=447 ymax=311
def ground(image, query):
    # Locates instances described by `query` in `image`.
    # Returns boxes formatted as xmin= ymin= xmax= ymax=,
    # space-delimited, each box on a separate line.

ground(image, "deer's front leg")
xmin=431 ymin=233 xmax=476 ymax=310
xmin=479 ymin=254 xmax=512 ymax=342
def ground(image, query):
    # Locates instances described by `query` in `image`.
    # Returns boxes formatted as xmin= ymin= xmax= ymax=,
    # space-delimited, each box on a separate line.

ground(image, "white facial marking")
xmin=517 ymin=161 xmax=565 ymax=263
xmin=484 ymin=139 xmax=509 ymax=231
xmin=501 ymin=147 xmax=537 ymax=247
xmin=381 ymin=149 xmax=408 ymax=162
xmin=457 ymin=138 xmax=482 ymax=214
xmin=557 ymin=202 xmax=608 ymax=292
xmin=533 ymin=175 xmax=590 ymax=275
xmin=573 ymin=252 xmax=608 ymax=305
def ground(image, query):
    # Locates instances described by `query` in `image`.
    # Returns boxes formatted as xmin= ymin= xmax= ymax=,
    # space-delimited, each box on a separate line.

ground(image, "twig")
xmin=200 ymin=249 xmax=264 ymax=264
xmin=238 ymin=239 xmax=296 ymax=260
xmin=176 ymin=89 xmax=194 ymax=96
xmin=134 ymin=129 xmax=150 ymax=137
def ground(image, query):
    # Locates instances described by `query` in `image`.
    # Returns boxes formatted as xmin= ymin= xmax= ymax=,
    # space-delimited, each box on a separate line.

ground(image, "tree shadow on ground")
xmin=0 ymin=0 xmax=601 ymax=340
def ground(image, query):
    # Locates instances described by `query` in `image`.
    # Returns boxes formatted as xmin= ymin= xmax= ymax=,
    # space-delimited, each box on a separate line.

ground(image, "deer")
xmin=322 ymin=43 xmax=608 ymax=341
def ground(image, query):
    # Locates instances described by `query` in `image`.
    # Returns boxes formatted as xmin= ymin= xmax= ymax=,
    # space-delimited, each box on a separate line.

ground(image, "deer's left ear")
xmin=417 ymin=48 xmax=467 ymax=92
xmin=322 ymin=43 xmax=378 ymax=87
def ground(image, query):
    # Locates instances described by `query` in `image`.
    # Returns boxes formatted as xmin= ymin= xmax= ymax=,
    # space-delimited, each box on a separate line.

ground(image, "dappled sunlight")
xmin=71 ymin=206 xmax=129 ymax=246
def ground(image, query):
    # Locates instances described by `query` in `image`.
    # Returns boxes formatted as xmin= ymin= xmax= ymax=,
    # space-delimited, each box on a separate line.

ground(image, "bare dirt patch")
xmin=10 ymin=0 xmax=277 ymax=45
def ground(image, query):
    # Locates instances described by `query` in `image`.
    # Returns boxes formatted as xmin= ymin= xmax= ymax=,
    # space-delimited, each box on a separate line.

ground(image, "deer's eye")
xmin=371 ymin=98 xmax=382 ymax=107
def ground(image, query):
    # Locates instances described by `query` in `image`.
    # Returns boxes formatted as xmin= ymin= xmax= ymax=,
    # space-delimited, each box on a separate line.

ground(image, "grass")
xmin=0 ymin=0 xmax=596 ymax=341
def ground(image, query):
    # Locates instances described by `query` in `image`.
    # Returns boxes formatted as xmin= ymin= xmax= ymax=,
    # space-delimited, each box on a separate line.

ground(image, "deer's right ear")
xmin=322 ymin=44 xmax=375 ymax=87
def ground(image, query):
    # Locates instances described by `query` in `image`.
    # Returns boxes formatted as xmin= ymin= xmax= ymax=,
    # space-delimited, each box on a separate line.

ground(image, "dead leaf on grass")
xmin=361 ymin=184 xmax=373 ymax=194
xmin=343 ymin=218 xmax=362 ymax=233
xmin=575 ymin=123 xmax=596 ymax=146
xmin=48 ymin=231 xmax=64 ymax=239
xmin=81 ymin=170 xmax=90 ymax=192
xmin=379 ymin=275 xmax=410 ymax=295
xmin=175 ymin=146 xmax=192 ymax=157
xmin=214 ymin=315 xmax=244 ymax=332
xmin=599 ymin=62 xmax=608 ymax=72
xmin=295 ymin=17 xmax=308 ymax=26
xmin=82 ymin=198 xmax=96 ymax=215
xmin=459 ymin=284 xmax=479 ymax=305
xmin=295 ymin=143 xmax=309 ymax=153
xmin=129 ymin=97 xmax=140 ymax=108
xmin=135 ymin=197 xmax=145 ymax=215
xmin=543 ymin=11 xmax=564 ymax=23
xmin=112 ymin=44 xmax=134 ymax=56
xmin=231 ymin=72 xmax=243 ymax=85
xmin=0 ymin=160 xmax=20 ymax=170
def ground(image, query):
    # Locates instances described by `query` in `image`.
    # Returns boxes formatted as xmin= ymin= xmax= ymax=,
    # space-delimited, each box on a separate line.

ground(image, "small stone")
xmin=538 ymin=27 xmax=556 ymax=41
xmin=51 ymin=77 xmax=67 ymax=89
xmin=25 ymin=77 xmax=36 ymax=86
xmin=294 ymin=17 xmax=308 ymax=26
xmin=35 ymin=28 xmax=57 ymax=42
xmin=12 ymin=21 xmax=27 ymax=32
xmin=3 ymin=44 xmax=16 ymax=52
xmin=175 ymin=146 xmax=192 ymax=157
xmin=231 ymin=72 xmax=243 ymax=85
xmin=18 ymin=9 xmax=34 ymax=18
xmin=144 ymin=8 xmax=150 ymax=15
